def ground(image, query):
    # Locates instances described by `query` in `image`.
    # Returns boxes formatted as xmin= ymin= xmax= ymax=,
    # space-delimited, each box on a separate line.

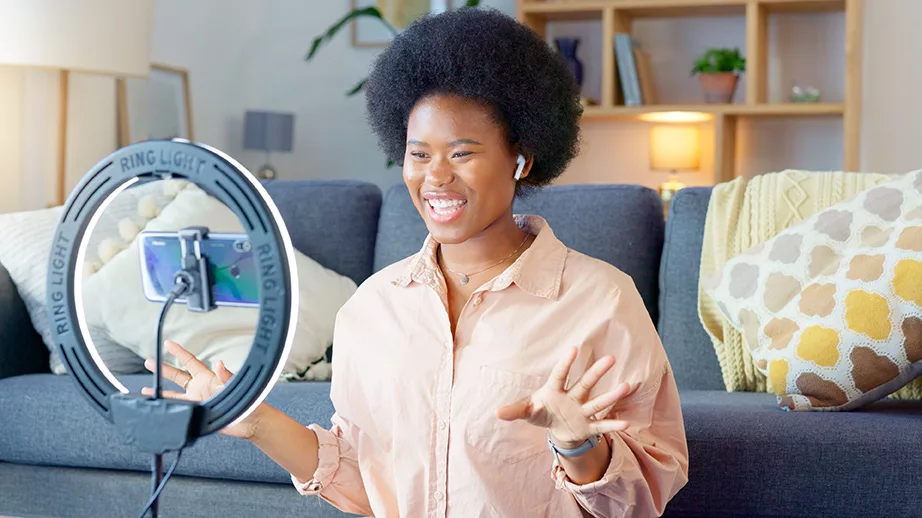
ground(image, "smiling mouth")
xmin=427 ymin=198 xmax=467 ymax=216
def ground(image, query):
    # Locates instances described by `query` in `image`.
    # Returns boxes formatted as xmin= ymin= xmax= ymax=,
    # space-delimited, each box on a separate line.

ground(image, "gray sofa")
xmin=2 ymin=180 xmax=921 ymax=518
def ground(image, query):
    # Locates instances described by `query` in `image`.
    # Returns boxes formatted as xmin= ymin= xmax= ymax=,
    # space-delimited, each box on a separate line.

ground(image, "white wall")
xmin=860 ymin=0 xmax=922 ymax=174
xmin=2 ymin=0 xmax=921 ymax=213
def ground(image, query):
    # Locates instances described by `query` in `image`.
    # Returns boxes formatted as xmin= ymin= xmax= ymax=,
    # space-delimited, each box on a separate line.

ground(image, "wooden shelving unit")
xmin=517 ymin=0 xmax=864 ymax=184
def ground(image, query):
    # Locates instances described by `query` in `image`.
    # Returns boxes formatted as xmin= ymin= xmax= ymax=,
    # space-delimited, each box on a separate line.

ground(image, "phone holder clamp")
xmin=176 ymin=226 xmax=216 ymax=313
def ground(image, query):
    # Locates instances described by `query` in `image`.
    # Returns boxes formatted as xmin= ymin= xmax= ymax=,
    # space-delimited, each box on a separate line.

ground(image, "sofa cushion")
xmin=0 ymin=374 xmax=336 ymax=485
xmin=374 ymin=183 xmax=665 ymax=322
xmin=668 ymin=390 xmax=922 ymax=517
xmin=0 ymin=463 xmax=353 ymax=518
xmin=0 ymin=264 xmax=49 ymax=379
xmin=659 ymin=187 xmax=724 ymax=390
xmin=700 ymin=171 xmax=922 ymax=411
xmin=263 ymin=180 xmax=382 ymax=286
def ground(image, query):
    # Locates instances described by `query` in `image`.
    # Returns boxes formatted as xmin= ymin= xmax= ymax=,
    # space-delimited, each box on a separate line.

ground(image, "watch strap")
xmin=547 ymin=433 xmax=602 ymax=458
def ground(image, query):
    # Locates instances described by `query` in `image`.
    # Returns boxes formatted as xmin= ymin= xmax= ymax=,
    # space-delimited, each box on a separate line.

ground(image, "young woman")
xmin=144 ymin=8 xmax=688 ymax=517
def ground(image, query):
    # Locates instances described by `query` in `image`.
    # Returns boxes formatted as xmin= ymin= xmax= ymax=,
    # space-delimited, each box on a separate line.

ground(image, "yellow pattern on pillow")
xmin=697 ymin=170 xmax=896 ymax=393
xmin=702 ymin=169 xmax=922 ymax=410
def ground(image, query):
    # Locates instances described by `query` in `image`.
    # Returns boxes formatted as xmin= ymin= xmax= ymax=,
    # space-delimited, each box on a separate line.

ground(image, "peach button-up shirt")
xmin=292 ymin=216 xmax=688 ymax=517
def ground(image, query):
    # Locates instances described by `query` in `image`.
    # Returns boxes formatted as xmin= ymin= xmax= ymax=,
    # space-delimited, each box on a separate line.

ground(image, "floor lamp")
xmin=0 ymin=0 xmax=154 ymax=206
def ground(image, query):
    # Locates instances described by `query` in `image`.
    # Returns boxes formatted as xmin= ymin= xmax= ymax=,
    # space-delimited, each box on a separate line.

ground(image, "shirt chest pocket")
xmin=464 ymin=365 xmax=550 ymax=464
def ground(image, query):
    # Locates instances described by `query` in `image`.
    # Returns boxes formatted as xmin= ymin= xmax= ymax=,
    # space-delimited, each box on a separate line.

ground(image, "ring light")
xmin=47 ymin=138 xmax=299 ymax=439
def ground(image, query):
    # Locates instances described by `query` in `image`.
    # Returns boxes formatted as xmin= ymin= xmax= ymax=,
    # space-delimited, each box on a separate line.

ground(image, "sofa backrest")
xmin=657 ymin=187 xmax=724 ymax=390
xmin=374 ymin=183 xmax=665 ymax=323
xmin=263 ymin=180 xmax=382 ymax=286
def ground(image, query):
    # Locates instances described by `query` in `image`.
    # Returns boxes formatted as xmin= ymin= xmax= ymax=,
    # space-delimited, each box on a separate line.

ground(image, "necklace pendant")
xmin=460 ymin=275 xmax=469 ymax=285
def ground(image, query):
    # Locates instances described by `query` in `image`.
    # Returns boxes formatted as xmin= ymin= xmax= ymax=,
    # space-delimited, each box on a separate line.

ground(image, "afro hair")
xmin=364 ymin=7 xmax=583 ymax=188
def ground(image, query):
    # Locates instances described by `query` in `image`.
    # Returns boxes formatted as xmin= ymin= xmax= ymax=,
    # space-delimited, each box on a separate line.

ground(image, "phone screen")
xmin=139 ymin=231 xmax=259 ymax=307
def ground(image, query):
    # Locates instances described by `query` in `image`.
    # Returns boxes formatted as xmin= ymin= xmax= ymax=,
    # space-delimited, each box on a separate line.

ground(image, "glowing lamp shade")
xmin=649 ymin=125 xmax=701 ymax=215
xmin=649 ymin=125 xmax=701 ymax=172
xmin=0 ymin=0 xmax=153 ymax=76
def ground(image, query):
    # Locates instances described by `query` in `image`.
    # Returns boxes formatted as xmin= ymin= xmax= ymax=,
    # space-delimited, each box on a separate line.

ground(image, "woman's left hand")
xmin=496 ymin=346 xmax=632 ymax=449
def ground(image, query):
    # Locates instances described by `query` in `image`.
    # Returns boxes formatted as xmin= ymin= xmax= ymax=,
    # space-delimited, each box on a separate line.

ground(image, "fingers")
xmin=549 ymin=346 xmax=579 ymax=392
xmin=589 ymin=419 xmax=630 ymax=436
xmin=568 ymin=355 xmax=616 ymax=402
xmin=215 ymin=360 xmax=234 ymax=384
xmin=141 ymin=387 xmax=191 ymax=400
xmin=144 ymin=358 xmax=192 ymax=389
xmin=581 ymin=382 xmax=632 ymax=417
xmin=496 ymin=397 xmax=533 ymax=422
xmin=166 ymin=340 xmax=211 ymax=377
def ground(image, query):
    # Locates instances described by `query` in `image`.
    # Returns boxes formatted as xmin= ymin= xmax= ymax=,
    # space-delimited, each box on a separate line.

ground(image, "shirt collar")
xmin=392 ymin=215 xmax=568 ymax=300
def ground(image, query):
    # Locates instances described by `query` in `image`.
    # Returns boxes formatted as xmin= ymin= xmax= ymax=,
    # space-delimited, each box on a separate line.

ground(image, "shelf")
xmin=759 ymin=0 xmax=845 ymax=13
xmin=612 ymin=0 xmax=746 ymax=17
xmin=521 ymin=0 xmax=845 ymax=18
xmin=520 ymin=1 xmax=605 ymax=20
xmin=581 ymin=103 xmax=844 ymax=120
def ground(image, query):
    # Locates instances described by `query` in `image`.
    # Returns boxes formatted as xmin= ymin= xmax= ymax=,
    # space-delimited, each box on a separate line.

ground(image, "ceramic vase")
xmin=554 ymin=37 xmax=584 ymax=88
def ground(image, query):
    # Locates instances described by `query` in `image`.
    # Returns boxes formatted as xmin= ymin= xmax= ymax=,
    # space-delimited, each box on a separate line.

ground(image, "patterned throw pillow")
xmin=702 ymin=170 xmax=922 ymax=411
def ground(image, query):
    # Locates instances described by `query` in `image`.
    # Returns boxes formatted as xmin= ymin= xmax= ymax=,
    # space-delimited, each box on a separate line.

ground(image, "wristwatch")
xmin=547 ymin=433 xmax=602 ymax=459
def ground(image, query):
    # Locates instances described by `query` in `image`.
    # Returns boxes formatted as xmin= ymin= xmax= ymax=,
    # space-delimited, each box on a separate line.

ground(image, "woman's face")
xmin=403 ymin=94 xmax=529 ymax=245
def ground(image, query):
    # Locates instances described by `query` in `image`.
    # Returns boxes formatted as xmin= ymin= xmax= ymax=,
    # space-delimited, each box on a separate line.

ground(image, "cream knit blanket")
xmin=697 ymin=170 xmax=896 ymax=392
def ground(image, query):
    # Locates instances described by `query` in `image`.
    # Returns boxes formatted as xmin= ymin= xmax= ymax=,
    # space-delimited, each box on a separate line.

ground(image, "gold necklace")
xmin=440 ymin=233 xmax=531 ymax=285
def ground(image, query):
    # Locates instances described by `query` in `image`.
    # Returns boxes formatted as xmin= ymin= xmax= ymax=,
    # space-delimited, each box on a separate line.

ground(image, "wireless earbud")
xmin=514 ymin=154 xmax=526 ymax=181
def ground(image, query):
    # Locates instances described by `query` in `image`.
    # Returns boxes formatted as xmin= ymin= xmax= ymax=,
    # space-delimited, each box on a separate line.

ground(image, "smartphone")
xmin=138 ymin=230 xmax=259 ymax=308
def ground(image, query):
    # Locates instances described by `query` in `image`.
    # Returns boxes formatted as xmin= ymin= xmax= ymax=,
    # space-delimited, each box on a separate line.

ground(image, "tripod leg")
xmin=150 ymin=453 xmax=163 ymax=517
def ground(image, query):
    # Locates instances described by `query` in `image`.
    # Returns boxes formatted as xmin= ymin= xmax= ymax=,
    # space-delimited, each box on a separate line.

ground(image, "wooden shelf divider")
xmin=745 ymin=1 xmax=768 ymax=104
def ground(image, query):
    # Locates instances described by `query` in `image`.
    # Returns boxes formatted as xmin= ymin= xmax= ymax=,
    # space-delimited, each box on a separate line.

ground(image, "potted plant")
xmin=691 ymin=47 xmax=746 ymax=104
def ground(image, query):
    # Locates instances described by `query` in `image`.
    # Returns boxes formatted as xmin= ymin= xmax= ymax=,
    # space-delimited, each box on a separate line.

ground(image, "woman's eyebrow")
xmin=406 ymin=139 xmax=483 ymax=146
xmin=448 ymin=139 xmax=482 ymax=146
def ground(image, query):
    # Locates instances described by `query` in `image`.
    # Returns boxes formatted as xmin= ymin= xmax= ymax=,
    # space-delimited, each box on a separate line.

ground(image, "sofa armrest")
xmin=0 ymin=262 xmax=49 ymax=378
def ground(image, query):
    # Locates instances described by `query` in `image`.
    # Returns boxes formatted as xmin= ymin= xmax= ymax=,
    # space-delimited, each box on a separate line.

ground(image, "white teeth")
xmin=428 ymin=199 xmax=466 ymax=210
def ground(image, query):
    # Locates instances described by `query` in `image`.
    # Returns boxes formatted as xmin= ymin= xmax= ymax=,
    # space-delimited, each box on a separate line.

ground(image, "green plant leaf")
xmin=465 ymin=0 xmax=481 ymax=6
xmin=346 ymin=78 xmax=368 ymax=97
xmin=305 ymin=7 xmax=397 ymax=61
xmin=690 ymin=47 xmax=746 ymax=74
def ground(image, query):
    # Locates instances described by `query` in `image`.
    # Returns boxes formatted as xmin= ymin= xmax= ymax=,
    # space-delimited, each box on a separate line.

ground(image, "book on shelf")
xmin=633 ymin=46 xmax=658 ymax=105
xmin=614 ymin=33 xmax=642 ymax=106
xmin=613 ymin=33 xmax=658 ymax=106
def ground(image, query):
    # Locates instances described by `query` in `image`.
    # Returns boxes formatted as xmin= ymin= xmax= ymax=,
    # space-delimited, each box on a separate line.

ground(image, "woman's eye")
xmin=452 ymin=151 xmax=472 ymax=159
xmin=410 ymin=151 xmax=428 ymax=159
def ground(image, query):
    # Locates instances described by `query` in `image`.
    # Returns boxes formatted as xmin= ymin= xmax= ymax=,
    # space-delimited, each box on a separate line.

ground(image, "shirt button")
xmin=439 ymin=421 xmax=447 ymax=430
xmin=434 ymin=491 xmax=444 ymax=501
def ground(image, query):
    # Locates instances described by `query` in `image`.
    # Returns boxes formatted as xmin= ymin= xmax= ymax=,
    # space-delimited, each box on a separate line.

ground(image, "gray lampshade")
xmin=243 ymin=110 xmax=294 ymax=152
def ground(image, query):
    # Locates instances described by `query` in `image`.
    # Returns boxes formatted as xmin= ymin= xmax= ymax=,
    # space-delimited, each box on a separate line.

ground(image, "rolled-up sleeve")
xmin=553 ymin=283 xmax=690 ymax=517
xmin=291 ymin=413 xmax=373 ymax=516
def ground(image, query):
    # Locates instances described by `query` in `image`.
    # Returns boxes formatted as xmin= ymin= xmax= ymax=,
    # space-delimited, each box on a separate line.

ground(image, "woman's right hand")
xmin=142 ymin=340 xmax=263 ymax=440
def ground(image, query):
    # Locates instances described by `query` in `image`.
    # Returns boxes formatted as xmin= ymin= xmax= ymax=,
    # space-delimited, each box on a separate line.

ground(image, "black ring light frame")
xmin=47 ymin=139 xmax=299 ymax=441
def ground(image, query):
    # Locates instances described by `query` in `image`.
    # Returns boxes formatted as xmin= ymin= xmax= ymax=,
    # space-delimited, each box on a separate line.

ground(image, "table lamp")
xmin=649 ymin=124 xmax=701 ymax=214
xmin=243 ymin=110 xmax=295 ymax=180
xmin=0 ymin=0 xmax=153 ymax=206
